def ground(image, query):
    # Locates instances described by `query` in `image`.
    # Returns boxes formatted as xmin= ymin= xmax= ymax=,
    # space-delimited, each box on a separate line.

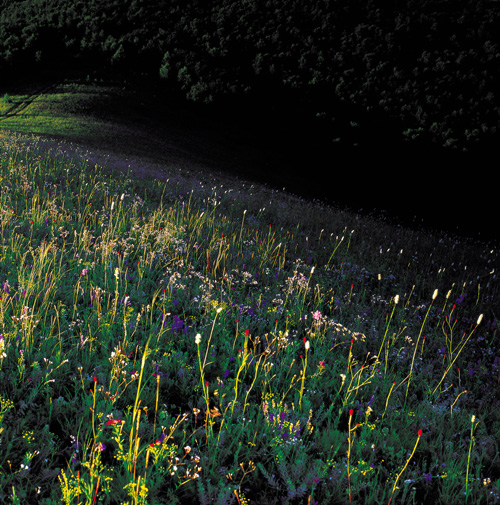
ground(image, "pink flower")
xmin=313 ymin=311 xmax=322 ymax=320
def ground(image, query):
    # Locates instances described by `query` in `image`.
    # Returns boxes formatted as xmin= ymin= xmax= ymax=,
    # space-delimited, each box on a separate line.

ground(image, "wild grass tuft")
xmin=0 ymin=131 xmax=499 ymax=504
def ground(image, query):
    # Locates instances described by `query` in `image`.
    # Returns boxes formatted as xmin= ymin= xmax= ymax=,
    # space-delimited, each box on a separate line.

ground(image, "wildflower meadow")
xmin=0 ymin=131 xmax=498 ymax=504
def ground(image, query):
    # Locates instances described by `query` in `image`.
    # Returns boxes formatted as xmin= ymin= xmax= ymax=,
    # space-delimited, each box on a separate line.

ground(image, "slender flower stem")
xmin=466 ymin=415 xmax=479 ymax=503
xmin=203 ymin=308 xmax=222 ymax=369
xmin=347 ymin=408 xmax=354 ymax=503
xmin=299 ymin=340 xmax=310 ymax=408
xmin=388 ymin=429 xmax=423 ymax=505
xmin=377 ymin=294 xmax=398 ymax=364
xmin=405 ymin=290 xmax=437 ymax=406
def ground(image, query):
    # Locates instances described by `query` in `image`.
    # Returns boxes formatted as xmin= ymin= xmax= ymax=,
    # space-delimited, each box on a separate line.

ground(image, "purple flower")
xmin=171 ymin=315 xmax=184 ymax=332
xmin=224 ymin=369 xmax=230 ymax=379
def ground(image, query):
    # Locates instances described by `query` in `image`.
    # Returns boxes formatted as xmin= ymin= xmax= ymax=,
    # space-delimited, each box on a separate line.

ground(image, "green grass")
xmin=0 ymin=81 xmax=244 ymax=167
xmin=0 ymin=120 xmax=499 ymax=504
xmin=0 ymin=84 xmax=104 ymax=137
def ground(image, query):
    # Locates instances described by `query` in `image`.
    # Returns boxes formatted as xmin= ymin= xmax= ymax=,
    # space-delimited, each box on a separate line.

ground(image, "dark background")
xmin=0 ymin=0 xmax=498 ymax=243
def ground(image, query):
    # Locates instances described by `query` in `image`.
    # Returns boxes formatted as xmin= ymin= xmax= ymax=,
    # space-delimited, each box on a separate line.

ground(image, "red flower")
xmin=349 ymin=409 xmax=354 ymax=417
xmin=245 ymin=329 xmax=250 ymax=337
xmin=418 ymin=429 xmax=423 ymax=437
xmin=106 ymin=418 xmax=123 ymax=426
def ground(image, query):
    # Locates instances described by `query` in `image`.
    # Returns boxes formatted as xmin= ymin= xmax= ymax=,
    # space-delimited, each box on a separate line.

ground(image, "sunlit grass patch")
xmin=0 ymin=84 xmax=137 ymax=141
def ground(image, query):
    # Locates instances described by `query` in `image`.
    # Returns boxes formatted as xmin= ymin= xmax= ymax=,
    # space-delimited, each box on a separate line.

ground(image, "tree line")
xmin=1 ymin=0 xmax=499 ymax=153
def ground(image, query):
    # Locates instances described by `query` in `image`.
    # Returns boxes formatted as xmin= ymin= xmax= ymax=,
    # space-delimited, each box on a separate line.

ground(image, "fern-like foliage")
xmin=258 ymin=446 xmax=324 ymax=502
xmin=197 ymin=477 xmax=235 ymax=505
xmin=257 ymin=461 xmax=280 ymax=490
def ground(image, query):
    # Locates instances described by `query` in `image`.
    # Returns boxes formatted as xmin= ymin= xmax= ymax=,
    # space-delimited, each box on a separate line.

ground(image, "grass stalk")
xmin=388 ymin=429 xmax=422 ymax=505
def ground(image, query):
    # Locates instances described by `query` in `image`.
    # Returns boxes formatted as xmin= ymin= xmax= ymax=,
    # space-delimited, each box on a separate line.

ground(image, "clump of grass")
xmin=0 ymin=131 xmax=499 ymax=504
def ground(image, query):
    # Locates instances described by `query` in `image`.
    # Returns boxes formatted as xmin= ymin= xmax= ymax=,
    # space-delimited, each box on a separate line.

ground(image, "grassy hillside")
xmin=1 ymin=80 xmax=498 ymax=246
xmin=0 ymin=80 xmax=318 ymax=191
xmin=0 ymin=123 xmax=498 ymax=504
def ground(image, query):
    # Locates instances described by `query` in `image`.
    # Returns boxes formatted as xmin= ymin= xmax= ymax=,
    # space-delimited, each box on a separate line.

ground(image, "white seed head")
xmin=394 ymin=294 xmax=399 ymax=305
xmin=471 ymin=415 xmax=476 ymax=423
xmin=432 ymin=289 xmax=438 ymax=300
xmin=195 ymin=334 xmax=201 ymax=345
xmin=477 ymin=314 xmax=483 ymax=325
xmin=305 ymin=340 xmax=310 ymax=350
